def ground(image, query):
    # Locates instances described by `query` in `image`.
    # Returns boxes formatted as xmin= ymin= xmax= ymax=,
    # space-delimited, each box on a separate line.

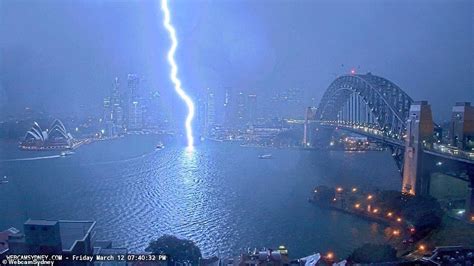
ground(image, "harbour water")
xmin=0 ymin=135 xmax=401 ymax=258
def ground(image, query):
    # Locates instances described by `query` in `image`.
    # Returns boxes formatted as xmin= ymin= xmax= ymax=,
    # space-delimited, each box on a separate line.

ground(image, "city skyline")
xmin=1 ymin=0 xmax=472 ymax=123
xmin=1 ymin=0 xmax=473 ymax=264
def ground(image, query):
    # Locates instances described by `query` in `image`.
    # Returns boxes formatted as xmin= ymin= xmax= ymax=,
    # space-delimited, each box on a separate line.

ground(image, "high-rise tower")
xmin=127 ymin=74 xmax=143 ymax=131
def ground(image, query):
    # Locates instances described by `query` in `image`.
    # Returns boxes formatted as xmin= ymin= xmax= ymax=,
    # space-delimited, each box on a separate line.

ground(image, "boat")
xmin=258 ymin=154 xmax=272 ymax=159
xmin=1 ymin=176 xmax=8 ymax=184
xmin=156 ymin=142 xmax=165 ymax=150
xmin=60 ymin=151 xmax=74 ymax=157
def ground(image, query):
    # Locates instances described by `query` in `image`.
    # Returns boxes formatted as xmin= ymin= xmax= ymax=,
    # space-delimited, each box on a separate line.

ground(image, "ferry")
xmin=258 ymin=154 xmax=272 ymax=159
xmin=60 ymin=151 xmax=74 ymax=157
xmin=156 ymin=142 xmax=165 ymax=150
xmin=1 ymin=176 xmax=8 ymax=184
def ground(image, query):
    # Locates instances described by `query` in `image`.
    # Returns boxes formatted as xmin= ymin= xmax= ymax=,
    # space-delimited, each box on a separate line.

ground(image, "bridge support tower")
xmin=467 ymin=180 xmax=474 ymax=222
xmin=402 ymin=101 xmax=434 ymax=195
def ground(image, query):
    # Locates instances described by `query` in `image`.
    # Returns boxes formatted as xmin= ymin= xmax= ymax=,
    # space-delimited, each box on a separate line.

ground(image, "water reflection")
xmin=0 ymin=137 xmax=401 ymax=258
xmin=180 ymin=146 xmax=198 ymax=185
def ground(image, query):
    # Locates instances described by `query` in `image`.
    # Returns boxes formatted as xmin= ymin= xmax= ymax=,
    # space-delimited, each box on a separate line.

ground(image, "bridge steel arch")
xmin=316 ymin=73 xmax=413 ymax=139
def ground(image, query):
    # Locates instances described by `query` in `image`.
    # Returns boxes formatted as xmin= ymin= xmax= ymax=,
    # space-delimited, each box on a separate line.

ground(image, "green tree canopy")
xmin=145 ymin=235 xmax=202 ymax=265
xmin=402 ymin=194 xmax=443 ymax=231
xmin=373 ymin=190 xmax=443 ymax=231
xmin=348 ymin=243 xmax=397 ymax=263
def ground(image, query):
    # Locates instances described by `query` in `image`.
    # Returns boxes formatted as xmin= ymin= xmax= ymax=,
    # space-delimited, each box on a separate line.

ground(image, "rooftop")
xmin=25 ymin=219 xmax=58 ymax=226
xmin=0 ymin=227 xmax=20 ymax=254
xmin=58 ymin=220 xmax=96 ymax=251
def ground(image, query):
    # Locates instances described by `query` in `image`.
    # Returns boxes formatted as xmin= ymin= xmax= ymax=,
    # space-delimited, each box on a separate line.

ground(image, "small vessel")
xmin=60 ymin=151 xmax=74 ymax=157
xmin=1 ymin=176 xmax=8 ymax=184
xmin=258 ymin=154 xmax=272 ymax=159
xmin=156 ymin=142 xmax=165 ymax=150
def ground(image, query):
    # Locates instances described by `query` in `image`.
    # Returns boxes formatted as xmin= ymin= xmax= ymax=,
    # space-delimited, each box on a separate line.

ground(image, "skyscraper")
xmin=127 ymin=74 xmax=143 ymax=131
xmin=102 ymin=96 xmax=112 ymax=122
xmin=111 ymin=77 xmax=124 ymax=126
xmin=204 ymin=88 xmax=216 ymax=136
xmin=266 ymin=87 xmax=305 ymax=119
xmin=236 ymin=91 xmax=246 ymax=128
xmin=102 ymin=77 xmax=125 ymax=137
xmin=143 ymin=89 xmax=161 ymax=129
xmin=197 ymin=87 xmax=216 ymax=138
xmin=247 ymin=94 xmax=257 ymax=126
xmin=223 ymin=87 xmax=233 ymax=128
xmin=303 ymin=107 xmax=318 ymax=147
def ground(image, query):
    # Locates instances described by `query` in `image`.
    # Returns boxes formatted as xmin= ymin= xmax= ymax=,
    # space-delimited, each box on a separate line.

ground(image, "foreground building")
xmin=5 ymin=219 xmax=96 ymax=255
xmin=420 ymin=246 xmax=474 ymax=265
xmin=220 ymin=246 xmax=328 ymax=266
xmin=1 ymin=219 xmax=127 ymax=265
xmin=0 ymin=227 xmax=20 ymax=255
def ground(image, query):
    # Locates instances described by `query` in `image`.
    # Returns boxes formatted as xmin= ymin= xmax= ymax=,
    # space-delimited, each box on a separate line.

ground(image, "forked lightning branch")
xmin=160 ymin=0 xmax=195 ymax=149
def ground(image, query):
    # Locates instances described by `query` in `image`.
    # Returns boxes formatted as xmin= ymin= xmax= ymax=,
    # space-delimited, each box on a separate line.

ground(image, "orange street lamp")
xmin=336 ymin=187 xmax=343 ymax=192
xmin=387 ymin=212 xmax=393 ymax=217
xmin=352 ymin=187 xmax=357 ymax=192
xmin=325 ymin=252 xmax=334 ymax=260
xmin=418 ymin=244 xmax=426 ymax=252
xmin=392 ymin=230 xmax=400 ymax=236
xmin=396 ymin=217 xmax=402 ymax=223
xmin=354 ymin=203 xmax=361 ymax=209
xmin=367 ymin=194 xmax=373 ymax=200
xmin=373 ymin=208 xmax=379 ymax=214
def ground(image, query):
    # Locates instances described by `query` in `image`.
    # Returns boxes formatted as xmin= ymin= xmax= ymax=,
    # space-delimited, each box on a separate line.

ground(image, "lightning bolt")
xmin=160 ymin=0 xmax=195 ymax=150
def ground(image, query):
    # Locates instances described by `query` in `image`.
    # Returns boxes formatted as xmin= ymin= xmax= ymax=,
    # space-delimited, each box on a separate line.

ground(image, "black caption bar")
xmin=2 ymin=254 xmax=168 ymax=264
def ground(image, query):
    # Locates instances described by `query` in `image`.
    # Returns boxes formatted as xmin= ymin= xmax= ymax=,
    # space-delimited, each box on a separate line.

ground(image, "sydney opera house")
xmin=19 ymin=119 xmax=75 ymax=150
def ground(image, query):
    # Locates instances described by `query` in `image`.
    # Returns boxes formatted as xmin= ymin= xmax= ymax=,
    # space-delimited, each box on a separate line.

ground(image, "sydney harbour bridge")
xmin=302 ymin=72 xmax=474 ymax=220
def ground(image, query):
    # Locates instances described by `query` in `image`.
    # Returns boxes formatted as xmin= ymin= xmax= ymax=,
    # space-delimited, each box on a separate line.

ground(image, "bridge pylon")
xmin=402 ymin=101 xmax=434 ymax=195
xmin=467 ymin=178 xmax=474 ymax=222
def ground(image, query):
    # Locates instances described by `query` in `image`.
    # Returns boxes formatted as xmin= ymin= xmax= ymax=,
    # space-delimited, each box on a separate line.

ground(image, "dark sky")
xmin=0 ymin=0 xmax=472 ymax=122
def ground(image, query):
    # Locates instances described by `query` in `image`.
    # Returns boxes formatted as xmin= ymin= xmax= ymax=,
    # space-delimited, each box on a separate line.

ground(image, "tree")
xmin=374 ymin=190 xmax=443 ymax=233
xmin=348 ymin=243 xmax=397 ymax=263
xmin=402 ymin=195 xmax=442 ymax=232
xmin=273 ymin=128 xmax=302 ymax=146
xmin=373 ymin=190 xmax=407 ymax=212
xmin=312 ymin=185 xmax=335 ymax=205
xmin=145 ymin=235 xmax=202 ymax=265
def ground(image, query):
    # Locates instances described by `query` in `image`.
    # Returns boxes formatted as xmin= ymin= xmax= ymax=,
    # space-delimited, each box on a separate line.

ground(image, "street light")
xmin=367 ymin=194 xmax=373 ymax=200
xmin=387 ymin=212 xmax=393 ymax=217
xmin=336 ymin=187 xmax=343 ymax=192
xmin=354 ymin=203 xmax=361 ymax=209
xmin=352 ymin=187 xmax=357 ymax=192
xmin=418 ymin=244 xmax=426 ymax=252
xmin=396 ymin=217 xmax=402 ymax=223
xmin=325 ymin=252 xmax=334 ymax=260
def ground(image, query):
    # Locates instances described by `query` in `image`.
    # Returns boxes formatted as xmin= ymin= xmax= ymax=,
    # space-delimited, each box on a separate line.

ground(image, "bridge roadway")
xmin=316 ymin=121 xmax=474 ymax=164
xmin=286 ymin=118 xmax=474 ymax=165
